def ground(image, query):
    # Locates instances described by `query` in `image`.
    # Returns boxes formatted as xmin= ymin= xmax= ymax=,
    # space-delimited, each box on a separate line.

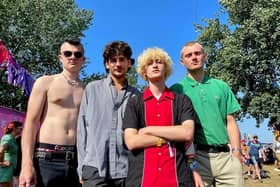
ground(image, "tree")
xmin=0 ymin=0 xmax=93 ymax=111
xmin=196 ymin=0 xmax=280 ymax=130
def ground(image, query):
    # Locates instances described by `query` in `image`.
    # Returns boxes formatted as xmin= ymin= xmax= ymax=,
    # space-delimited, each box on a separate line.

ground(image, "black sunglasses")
xmin=62 ymin=51 xmax=83 ymax=59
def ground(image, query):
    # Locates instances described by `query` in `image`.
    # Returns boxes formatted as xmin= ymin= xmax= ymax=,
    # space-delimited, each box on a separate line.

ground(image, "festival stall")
xmin=0 ymin=106 xmax=25 ymax=138
xmin=0 ymin=39 xmax=33 ymax=137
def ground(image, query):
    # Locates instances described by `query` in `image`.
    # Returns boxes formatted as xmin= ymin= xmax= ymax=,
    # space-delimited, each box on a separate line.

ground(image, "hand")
xmin=138 ymin=127 xmax=149 ymax=135
xmin=80 ymin=178 xmax=84 ymax=184
xmin=192 ymin=170 xmax=204 ymax=187
xmin=241 ymin=155 xmax=247 ymax=164
xmin=232 ymin=150 xmax=242 ymax=162
xmin=19 ymin=164 xmax=37 ymax=187
xmin=0 ymin=160 xmax=11 ymax=167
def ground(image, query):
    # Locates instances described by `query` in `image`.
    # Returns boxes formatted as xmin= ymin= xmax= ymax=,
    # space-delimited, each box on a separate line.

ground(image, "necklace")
xmin=62 ymin=73 xmax=80 ymax=86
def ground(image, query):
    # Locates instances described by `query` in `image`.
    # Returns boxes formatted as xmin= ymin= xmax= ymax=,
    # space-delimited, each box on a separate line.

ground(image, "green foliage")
xmin=81 ymin=66 xmax=140 ymax=89
xmin=196 ymin=0 xmax=280 ymax=129
xmin=81 ymin=72 xmax=106 ymax=85
xmin=0 ymin=0 xmax=93 ymax=111
xmin=127 ymin=66 xmax=138 ymax=88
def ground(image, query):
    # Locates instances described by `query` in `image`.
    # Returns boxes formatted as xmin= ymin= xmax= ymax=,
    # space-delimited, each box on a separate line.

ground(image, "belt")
xmin=196 ymin=144 xmax=230 ymax=153
xmin=36 ymin=143 xmax=76 ymax=151
xmin=34 ymin=150 xmax=75 ymax=161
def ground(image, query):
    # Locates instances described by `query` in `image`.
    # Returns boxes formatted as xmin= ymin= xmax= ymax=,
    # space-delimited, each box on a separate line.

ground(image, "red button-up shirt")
xmin=142 ymin=87 xmax=178 ymax=187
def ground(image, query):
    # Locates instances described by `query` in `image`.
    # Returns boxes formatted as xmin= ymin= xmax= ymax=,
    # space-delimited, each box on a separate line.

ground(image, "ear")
xmin=105 ymin=61 xmax=110 ymax=69
xmin=180 ymin=59 xmax=185 ymax=66
xmin=128 ymin=59 xmax=132 ymax=68
xmin=82 ymin=56 xmax=86 ymax=63
xmin=58 ymin=54 xmax=63 ymax=62
xmin=204 ymin=53 xmax=208 ymax=61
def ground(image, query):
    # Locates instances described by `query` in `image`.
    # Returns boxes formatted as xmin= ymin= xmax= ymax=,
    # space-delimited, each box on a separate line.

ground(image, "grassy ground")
xmin=244 ymin=164 xmax=280 ymax=187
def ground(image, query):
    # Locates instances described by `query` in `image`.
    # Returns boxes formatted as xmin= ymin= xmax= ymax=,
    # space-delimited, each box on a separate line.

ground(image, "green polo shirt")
xmin=171 ymin=76 xmax=240 ymax=145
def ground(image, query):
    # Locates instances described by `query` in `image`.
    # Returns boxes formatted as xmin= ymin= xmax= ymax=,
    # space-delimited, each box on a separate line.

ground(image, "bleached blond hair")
xmin=137 ymin=47 xmax=173 ymax=81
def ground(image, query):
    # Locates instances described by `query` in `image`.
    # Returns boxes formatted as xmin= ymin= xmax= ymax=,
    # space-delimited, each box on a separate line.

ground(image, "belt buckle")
xmin=35 ymin=151 xmax=46 ymax=158
xmin=35 ymin=151 xmax=51 ymax=160
xmin=66 ymin=151 xmax=74 ymax=161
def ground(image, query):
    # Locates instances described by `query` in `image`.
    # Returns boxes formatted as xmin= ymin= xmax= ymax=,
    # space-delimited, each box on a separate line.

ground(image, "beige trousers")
xmin=195 ymin=150 xmax=245 ymax=187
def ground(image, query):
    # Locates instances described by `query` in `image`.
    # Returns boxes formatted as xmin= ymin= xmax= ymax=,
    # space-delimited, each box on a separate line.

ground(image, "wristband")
xmin=231 ymin=147 xmax=241 ymax=152
xmin=157 ymin=138 xmax=162 ymax=147
xmin=189 ymin=160 xmax=198 ymax=171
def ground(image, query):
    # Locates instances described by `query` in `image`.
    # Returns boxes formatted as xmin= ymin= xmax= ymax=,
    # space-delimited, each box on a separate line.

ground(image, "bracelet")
xmin=189 ymin=160 xmax=198 ymax=171
xmin=231 ymin=147 xmax=241 ymax=152
xmin=157 ymin=138 xmax=162 ymax=147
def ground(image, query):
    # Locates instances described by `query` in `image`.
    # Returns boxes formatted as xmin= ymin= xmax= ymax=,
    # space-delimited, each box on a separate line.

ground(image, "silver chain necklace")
xmin=62 ymin=73 xmax=80 ymax=86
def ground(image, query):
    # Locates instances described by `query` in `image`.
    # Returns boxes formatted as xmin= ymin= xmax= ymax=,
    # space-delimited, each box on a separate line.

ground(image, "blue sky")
xmin=75 ymin=0 xmax=274 ymax=143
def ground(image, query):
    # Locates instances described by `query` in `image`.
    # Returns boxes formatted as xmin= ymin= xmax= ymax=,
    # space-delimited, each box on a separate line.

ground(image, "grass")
xmin=244 ymin=164 xmax=280 ymax=187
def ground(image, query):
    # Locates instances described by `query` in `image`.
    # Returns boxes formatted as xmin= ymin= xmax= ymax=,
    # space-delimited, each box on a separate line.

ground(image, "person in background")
xmin=248 ymin=135 xmax=266 ymax=181
xmin=272 ymin=134 xmax=280 ymax=171
xmin=240 ymin=139 xmax=251 ymax=175
xmin=77 ymin=41 xmax=139 ymax=187
xmin=13 ymin=122 xmax=23 ymax=187
xmin=123 ymin=47 xmax=202 ymax=187
xmin=20 ymin=38 xmax=85 ymax=187
xmin=262 ymin=145 xmax=275 ymax=165
xmin=0 ymin=121 xmax=22 ymax=187
xmin=171 ymin=41 xmax=244 ymax=186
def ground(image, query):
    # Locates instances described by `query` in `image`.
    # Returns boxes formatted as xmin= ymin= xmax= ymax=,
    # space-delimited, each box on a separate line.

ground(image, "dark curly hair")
xmin=103 ymin=41 xmax=135 ymax=73
xmin=3 ymin=121 xmax=22 ymax=134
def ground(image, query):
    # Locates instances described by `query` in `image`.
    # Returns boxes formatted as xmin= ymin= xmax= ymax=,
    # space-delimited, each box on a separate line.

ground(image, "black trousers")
xmin=82 ymin=166 xmax=125 ymax=187
xmin=34 ymin=158 xmax=81 ymax=187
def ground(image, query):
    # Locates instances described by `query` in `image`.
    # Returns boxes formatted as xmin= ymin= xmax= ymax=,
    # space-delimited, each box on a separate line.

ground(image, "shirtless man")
xmin=19 ymin=38 xmax=85 ymax=187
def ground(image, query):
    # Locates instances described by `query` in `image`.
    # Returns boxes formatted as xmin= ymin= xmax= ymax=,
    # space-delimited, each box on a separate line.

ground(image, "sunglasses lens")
xmin=63 ymin=51 xmax=83 ymax=58
xmin=63 ymin=51 xmax=72 ymax=57
xmin=74 ymin=52 xmax=83 ymax=58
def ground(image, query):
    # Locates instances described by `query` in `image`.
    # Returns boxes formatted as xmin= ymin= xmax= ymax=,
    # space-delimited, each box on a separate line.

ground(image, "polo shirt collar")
xmin=184 ymin=75 xmax=211 ymax=86
xmin=143 ymin=86 xmax=174 ymax=101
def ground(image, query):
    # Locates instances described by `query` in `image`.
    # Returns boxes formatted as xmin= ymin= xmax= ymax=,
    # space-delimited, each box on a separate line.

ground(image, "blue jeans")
xmin=34 ymin=158 xmax=80 ymax=187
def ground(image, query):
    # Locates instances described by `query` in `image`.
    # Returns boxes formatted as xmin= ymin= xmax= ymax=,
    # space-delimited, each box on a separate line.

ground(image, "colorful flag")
xmin=0 ymin=40 xmax=34 ymax=96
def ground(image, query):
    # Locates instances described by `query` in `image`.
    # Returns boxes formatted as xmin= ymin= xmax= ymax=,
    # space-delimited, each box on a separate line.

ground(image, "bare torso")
xmin=37 ymin=74 xmax=84 ymax=145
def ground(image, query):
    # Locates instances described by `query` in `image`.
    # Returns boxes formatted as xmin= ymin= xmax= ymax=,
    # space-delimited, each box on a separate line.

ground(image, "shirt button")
xmin=157 ymin=114 xmax=160 ymax=117
xmin=158 ymin=152 xmax=162 ymax=156
xmin=158 ymin=167 xmax=161 ymax=171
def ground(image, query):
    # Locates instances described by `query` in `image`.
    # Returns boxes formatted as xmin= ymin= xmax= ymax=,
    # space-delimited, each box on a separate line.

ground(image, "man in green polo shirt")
xmin=171 ymin=41 xmax=244 ymax=187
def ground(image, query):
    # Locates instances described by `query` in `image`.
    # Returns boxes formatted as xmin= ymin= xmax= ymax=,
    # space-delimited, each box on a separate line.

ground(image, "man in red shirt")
xmin=123 ymin=47 xmax=201 ymax=187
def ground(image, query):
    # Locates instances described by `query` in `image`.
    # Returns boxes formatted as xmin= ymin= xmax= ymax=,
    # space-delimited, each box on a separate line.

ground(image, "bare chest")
xmin=47 ymin=81 xmax=84 ymax=107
